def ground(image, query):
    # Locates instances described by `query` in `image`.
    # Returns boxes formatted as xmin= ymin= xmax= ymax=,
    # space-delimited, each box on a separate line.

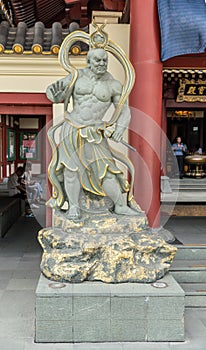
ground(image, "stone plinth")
xmin=38 ymin=210 xmax=177 ymax=283
xmin=161 ymin=176 xmax=172 ymax=193
xmin=35 ymin=273 xmax=185 ymax=343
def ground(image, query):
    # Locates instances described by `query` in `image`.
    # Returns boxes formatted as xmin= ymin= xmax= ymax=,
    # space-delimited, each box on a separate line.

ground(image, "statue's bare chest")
xmin=74 ymin=76 xmax=112 ymax=102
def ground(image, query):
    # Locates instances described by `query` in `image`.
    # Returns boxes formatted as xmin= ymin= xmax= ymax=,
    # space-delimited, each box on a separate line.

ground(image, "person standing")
xmin=172 ymin=136 xmax=187 ymax=179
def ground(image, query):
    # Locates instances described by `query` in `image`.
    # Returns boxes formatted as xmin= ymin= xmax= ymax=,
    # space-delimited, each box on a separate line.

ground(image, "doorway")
xmin=167 ymin=109 xmax=205 ymax=153
xmin=0 ymin=115 xmax=47 ymax=179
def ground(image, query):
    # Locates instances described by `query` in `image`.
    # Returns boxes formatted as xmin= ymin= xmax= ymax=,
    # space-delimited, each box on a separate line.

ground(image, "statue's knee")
xmin=64 ymin=169 xmax=78 ymax=183
xmin=104 ymin=172 xmax=116 ymax=181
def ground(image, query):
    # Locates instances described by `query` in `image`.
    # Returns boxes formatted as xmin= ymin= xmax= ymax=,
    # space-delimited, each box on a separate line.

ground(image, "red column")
xmin=129 ymin=0 xmax=163 ymax=227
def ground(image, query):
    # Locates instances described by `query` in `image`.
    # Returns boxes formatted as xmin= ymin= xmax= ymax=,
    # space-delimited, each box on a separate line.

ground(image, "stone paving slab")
xmin=0 ymin=338 xmax=25 ymax=350
xmin=6 ymin=278 xmax=38 ymax=290
xmin=0 ymin=270 xmax=14 ymax=280
xmin=0 ymin=290 xmax=35 ymax=320
xmin=0 ymin=257 xmax=21 ymax=270
xmin=0 ymin=279 xmax=10 ymax=290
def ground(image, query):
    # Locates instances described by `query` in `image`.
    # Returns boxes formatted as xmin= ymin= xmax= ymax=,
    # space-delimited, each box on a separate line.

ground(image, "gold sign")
xmin=176 ymin=79 xmax=206 ymax=102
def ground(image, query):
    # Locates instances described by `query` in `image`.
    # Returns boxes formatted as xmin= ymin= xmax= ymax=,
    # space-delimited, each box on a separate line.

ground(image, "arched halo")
xmin=58 ymin=21 xmax=135 ymax=126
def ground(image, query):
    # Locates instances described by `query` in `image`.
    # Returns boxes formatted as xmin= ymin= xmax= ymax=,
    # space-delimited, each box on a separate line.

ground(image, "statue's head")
xmin=87 ymin=48 xmax=108 ymax=76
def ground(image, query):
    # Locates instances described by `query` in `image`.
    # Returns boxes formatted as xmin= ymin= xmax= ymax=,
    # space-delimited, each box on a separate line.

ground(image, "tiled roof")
xmin=163 ymin=69 xmax=206 ymax=82
xmin=0 ymin=20 xmax=88 ymax=55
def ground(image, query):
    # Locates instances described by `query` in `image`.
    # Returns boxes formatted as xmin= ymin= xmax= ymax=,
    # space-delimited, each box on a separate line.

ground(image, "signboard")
xmin=177 ymin=79 xmax=206 ymax=102
xmin=20 ymin=131 xmax=38 ymax=160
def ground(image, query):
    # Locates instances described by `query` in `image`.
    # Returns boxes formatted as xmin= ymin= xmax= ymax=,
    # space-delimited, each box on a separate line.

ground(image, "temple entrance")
xmin=0 ymin=92 xmax=53 ymax=226
xmin=165 ymin=109 xmax=206 ymax=178
xmin=162 ymin=108 xmax=206 ymax=218
xmin=167 ymin=109 xmax=206 ymax=153
xmin=0 ymin=93 xmax=52 ymax=178
xmin=0 ymin=115 xmax=47 ymax=179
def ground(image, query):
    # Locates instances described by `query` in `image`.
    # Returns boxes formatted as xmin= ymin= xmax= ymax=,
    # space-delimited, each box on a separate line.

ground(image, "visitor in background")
xmin=8 ymin=166 xmax=33 ymax=217
xmin=23 ymin=161 xmax=44 ymax=204
xmin=194 ymin=145 xmax=203 ymax=154
xmin=172 ymin=136 xmax=187 ymax=179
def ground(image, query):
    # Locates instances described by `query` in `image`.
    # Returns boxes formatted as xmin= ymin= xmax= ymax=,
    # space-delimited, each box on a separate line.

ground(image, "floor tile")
xmin=6 ymin=278 xmax=38 ymax=290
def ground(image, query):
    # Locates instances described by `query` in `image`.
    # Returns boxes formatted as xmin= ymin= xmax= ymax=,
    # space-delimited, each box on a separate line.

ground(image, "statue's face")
xmin=88 ymin=49 xmax=108 ymax=76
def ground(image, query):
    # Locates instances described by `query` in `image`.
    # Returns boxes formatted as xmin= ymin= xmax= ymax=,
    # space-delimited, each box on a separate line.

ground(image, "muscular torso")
xmin=67 ymin=68 xmax=121 ymax=126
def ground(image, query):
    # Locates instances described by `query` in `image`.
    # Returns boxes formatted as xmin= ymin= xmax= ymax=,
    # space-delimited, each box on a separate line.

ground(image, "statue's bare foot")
xmin=114 ymin=204 xmax=137 ymax=216
xmin=68 ymin=205 xmax=81 ymax=220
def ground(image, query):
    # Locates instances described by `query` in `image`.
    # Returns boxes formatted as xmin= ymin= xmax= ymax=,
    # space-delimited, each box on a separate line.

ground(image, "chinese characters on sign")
xmin=177 ymin=79 xmax=206 ymax=102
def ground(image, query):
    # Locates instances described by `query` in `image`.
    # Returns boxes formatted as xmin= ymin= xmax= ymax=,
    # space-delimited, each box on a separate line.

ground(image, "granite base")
xmin=35 ymin=273 xmax=185 ymax=343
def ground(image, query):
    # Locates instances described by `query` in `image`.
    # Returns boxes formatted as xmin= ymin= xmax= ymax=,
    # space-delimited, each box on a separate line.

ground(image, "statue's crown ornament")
xmin=90 ymin=21 xmax=109 ymax=49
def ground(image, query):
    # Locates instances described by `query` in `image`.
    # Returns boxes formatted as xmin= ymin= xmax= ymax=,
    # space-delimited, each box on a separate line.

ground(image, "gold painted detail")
xmin=0 ymin=48 xmax=87 ymax=55
xmin=32 ymin=44 xmax=43 ymax=54
xmin=70 ymin=45 xmax=81 ymax=55
xmin=177 ymin=78 xmax=206 ymax=102
xmin=13 ymin=44 xmax=23 ymax=54
xmin=0 ymin=44 xmax=4 ymax=53
xmin=53 ymin=208 xmax=148 ymax=236
xmin=51 ymin=45 xmax=60 ymax=55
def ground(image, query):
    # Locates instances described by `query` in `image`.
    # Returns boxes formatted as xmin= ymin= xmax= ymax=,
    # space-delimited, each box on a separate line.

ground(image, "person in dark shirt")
xmin=172 ymin=136 xmax=187 ymax=179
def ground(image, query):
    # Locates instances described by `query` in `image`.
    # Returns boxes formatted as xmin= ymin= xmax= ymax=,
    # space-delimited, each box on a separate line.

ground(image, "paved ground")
xmin=1 ymin=211 xmax=206 ymax=349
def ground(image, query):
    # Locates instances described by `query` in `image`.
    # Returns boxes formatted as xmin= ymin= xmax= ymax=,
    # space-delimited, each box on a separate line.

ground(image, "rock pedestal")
xmin=38 ymin=209 xmax=177 ymax=283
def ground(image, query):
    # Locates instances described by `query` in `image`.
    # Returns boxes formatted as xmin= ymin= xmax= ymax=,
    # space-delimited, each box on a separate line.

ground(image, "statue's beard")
xmin=90 ymin=66 xmax=107 ymax=76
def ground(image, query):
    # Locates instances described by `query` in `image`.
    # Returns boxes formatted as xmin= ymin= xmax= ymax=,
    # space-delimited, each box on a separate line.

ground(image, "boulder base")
xmin=38 ymin=210 xmax=177 ymax=283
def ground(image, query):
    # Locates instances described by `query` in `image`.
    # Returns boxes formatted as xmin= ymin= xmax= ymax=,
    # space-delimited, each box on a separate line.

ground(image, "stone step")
xmin=170 ymin=260 xmax=206 ymax=283
xmin=171 ymin=185 xmax=206 ymax=193
xmin=161 ymin=192 xmax=206 ymax=202
xmin=170 ymin=178 xmax=206 ymax=190
xmin=171 ymin=259 xmax=206 ymax=269
xmin=171 ymin=270 xmax=206 ymax=283
xmin=170 ymin=180 xmax=206 ymax=183
xmin=175 ymin=246 xmax=206 ymax=260
xmin=170 ymin=186 xmax=206 ymax=190
xmin=180 ymin=283 xmax=206 ymax=307
xmin=170 ymin=179 xmax=206 ymax=184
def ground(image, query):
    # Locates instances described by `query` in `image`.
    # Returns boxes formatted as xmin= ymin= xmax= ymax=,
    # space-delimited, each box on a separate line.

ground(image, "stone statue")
xmin=46 ymin=26 xmax=138 ymax=220
xmin=38 ymin=24 xmax=177 ymax=283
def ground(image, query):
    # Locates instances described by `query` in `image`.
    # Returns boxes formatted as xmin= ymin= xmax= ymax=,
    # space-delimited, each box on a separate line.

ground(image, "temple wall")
xmin=0 ymin=24 xmax=130 ymax=96
xmin=0 ymin=24 xmax=130 ymax=127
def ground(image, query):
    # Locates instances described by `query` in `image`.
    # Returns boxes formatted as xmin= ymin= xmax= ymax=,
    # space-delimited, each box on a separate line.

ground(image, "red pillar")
xmin=129 ymin=0 xmax=163 ymax=227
